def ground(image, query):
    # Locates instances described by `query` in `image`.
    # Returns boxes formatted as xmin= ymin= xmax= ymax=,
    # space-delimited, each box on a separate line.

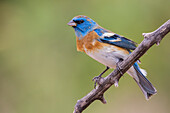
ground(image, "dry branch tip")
xmin=98 ymin=94 xmax=107 ymax=104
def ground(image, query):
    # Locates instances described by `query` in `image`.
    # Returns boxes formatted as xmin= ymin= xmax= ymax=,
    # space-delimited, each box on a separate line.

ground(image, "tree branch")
xmin=73 ymin=19 xmax=170 ymax=113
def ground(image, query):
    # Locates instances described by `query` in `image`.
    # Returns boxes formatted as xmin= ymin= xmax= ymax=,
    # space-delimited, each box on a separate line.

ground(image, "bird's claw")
xmin=116 ymin=59 xmax=123 ymax=75
xmin=92 ymin=76 xmax=102 ymax=89
xmin=116 ymin=64 xmax=123 ymax=75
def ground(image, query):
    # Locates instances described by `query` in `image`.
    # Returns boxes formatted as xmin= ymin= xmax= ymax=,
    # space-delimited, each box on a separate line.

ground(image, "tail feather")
xmin=133 ymin=63 xmax=157 ymax=100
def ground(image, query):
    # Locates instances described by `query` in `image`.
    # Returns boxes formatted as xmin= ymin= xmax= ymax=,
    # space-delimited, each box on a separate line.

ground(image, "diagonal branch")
xmin=73 ymin=19 xmax=170 ymax=113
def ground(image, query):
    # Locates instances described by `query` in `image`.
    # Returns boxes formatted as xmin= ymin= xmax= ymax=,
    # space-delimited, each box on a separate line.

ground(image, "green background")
xmin=0 ymin=0 xmax=170 ymax=113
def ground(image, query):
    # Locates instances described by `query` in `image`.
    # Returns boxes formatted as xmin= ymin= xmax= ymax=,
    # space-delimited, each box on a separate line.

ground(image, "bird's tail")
xmin=133 ymin=63 xmax=157 ymax=100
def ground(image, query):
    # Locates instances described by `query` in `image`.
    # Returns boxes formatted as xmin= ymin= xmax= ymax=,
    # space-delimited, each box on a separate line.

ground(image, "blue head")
xmin=67 ymin=15 xmax=98 ymax=40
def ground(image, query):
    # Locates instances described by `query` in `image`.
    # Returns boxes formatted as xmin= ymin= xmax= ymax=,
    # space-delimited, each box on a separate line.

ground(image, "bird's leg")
xmin=116 ymin=58 xmax=124 ymax=75
xmin=92 ymin=66 xmax=110 ymax=88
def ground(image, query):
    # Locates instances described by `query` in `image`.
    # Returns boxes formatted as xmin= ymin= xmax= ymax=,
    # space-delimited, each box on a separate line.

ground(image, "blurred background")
xmin=0 ymin=0 xmax=170 ymax=113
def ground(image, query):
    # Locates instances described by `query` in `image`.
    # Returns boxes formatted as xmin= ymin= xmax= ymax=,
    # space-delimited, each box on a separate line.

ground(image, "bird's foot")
xmin=92 ymin=66 xmax=109 ymax=88
xmin=116 ymin=58 xmax=123 ymax=75
xmin=92 ymin=76 xmax=104 ymax=89
xmin=116 ymin=64 xmax=123 ymax=75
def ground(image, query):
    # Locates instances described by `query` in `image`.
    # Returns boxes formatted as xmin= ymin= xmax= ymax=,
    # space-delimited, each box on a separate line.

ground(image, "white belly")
xmin=85 ymin=45 xmax=128 ymax=68
xmin=84 ymin=46 xmax=139 ymax=80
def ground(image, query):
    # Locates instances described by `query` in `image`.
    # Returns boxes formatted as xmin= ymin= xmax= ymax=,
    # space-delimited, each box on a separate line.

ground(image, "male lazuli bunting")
xmin=67 ymin=15 xmax=157 ymax=100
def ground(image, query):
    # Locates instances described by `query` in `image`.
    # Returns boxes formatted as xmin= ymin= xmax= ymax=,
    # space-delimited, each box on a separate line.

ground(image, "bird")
xmin=67 ymin=15 xmax=157 ymax=100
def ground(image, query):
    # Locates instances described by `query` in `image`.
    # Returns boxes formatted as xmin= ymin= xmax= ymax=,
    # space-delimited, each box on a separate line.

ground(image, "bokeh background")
xmin=0 ymin=0 xmax=170 ymax=113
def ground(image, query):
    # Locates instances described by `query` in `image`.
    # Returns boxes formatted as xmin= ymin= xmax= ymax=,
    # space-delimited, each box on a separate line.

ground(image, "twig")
xmin=73 ymin=19 xmax=170 ymax=113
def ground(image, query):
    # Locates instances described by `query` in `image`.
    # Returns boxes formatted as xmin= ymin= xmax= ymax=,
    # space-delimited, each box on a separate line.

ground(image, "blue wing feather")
xmin=99 ymin=34 xmax=137 ymax=50
xmin=94 ymin=28 xmax=110 ymax=36
xmin=94 ymin=28 xmax=137 ymax=50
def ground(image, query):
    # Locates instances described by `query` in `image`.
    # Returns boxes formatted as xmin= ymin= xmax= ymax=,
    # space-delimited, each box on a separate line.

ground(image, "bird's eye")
xmin=74 ymin=20 xmax=84 ymax=24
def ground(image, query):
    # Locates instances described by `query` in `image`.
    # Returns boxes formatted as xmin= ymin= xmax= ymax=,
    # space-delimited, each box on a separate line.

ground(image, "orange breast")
xmin=76 ymin=31 xmax=105 ymax=52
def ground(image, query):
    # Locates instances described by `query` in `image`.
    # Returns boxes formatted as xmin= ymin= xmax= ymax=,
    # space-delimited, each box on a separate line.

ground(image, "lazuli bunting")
xmin=67 ymin=15 xmax=157 ymax=100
